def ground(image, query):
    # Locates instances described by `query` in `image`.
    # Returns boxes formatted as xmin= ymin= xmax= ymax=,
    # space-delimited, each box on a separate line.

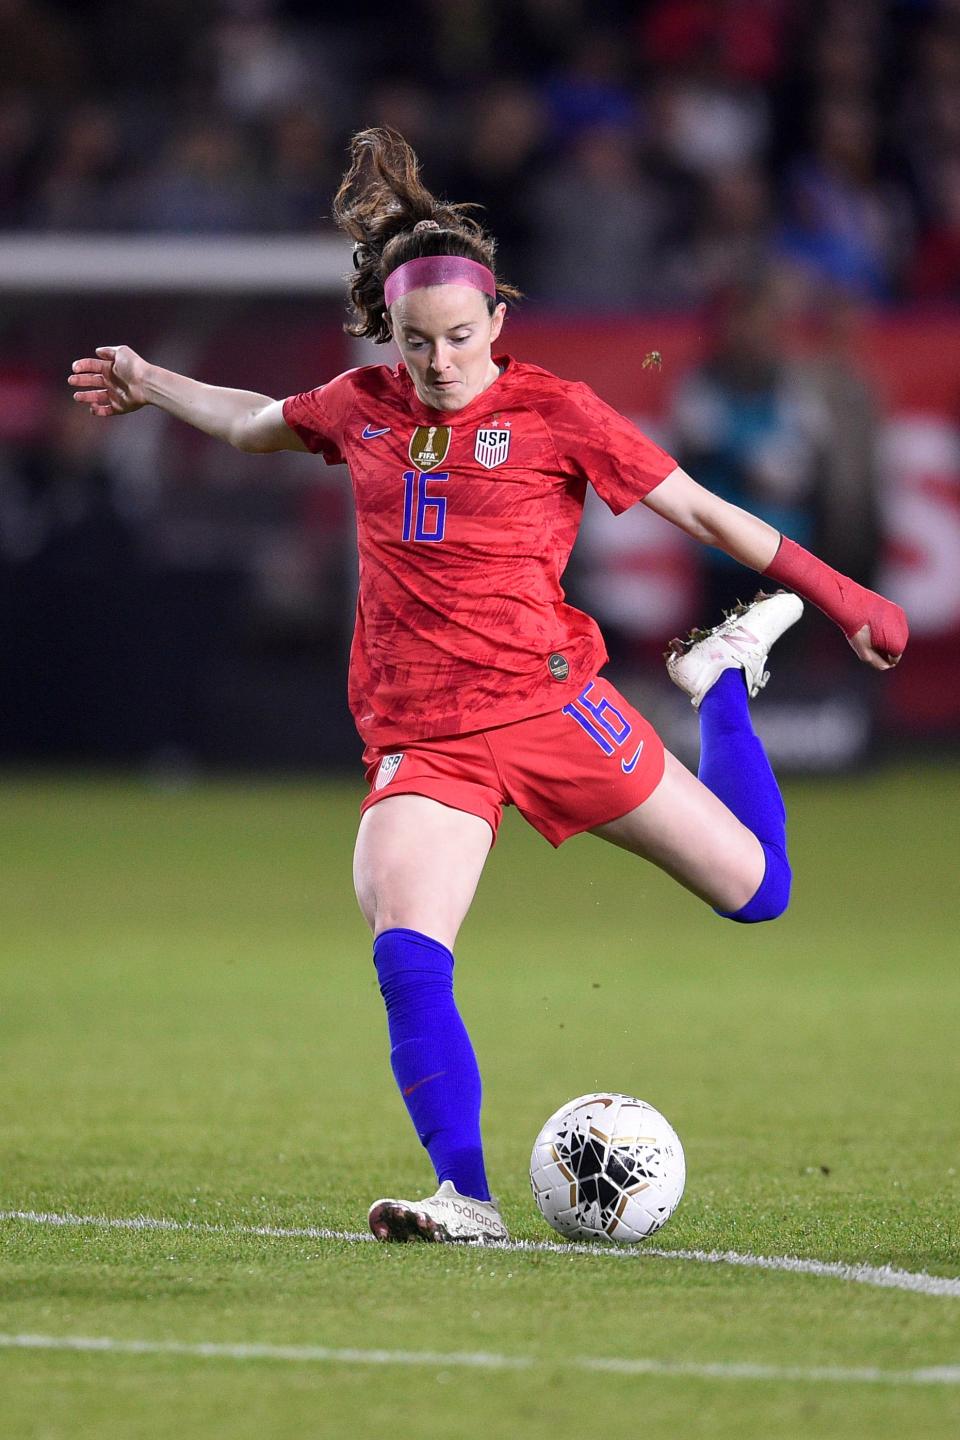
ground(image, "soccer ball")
xmin=530 ymin=1092 xmax=685 ymax=1243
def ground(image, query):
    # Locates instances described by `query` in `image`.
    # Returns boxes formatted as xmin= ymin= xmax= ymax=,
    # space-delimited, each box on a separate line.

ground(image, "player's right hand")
xmin=68 ymin=344 xmax=149 ymax=416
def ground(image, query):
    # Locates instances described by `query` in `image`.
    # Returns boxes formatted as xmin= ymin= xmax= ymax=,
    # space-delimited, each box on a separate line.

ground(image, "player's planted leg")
xmin=666 ymin=592 xmax=802 ymax=922
xmin=368 ymin=926 xmax=507 ymax=1242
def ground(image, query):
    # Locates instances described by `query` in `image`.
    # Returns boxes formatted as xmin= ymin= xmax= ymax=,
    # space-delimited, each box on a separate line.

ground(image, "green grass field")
xmin=1 ymin=767 xmax=958 ymax=1439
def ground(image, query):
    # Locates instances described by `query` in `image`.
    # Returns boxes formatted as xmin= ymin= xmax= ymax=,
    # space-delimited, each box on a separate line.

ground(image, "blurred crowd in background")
xmin=3 ymin=0 xmax=960 ymax=305
xmin=2 ymin=0 xmax=959 ymax=769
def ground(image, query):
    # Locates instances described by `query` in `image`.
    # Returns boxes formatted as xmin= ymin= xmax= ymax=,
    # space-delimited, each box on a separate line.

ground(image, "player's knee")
xmin=715 ymin=846 xmax=791 ymax=925
xmin=730 ymin=883 xmax=791 ymax=924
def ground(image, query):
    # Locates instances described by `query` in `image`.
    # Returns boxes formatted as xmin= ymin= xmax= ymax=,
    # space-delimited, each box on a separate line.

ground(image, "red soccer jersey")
xmin=282 ymin=355 xmax=677 ymax=746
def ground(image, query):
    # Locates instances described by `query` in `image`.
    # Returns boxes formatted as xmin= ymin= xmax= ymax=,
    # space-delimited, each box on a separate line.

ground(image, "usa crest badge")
xmin=374 ymin=753 xmax=404 ymax=791
xmin=474 ymin=427 xmax=511 ymax=469
xmin=409 ymin=426 xmax=451 ymax=469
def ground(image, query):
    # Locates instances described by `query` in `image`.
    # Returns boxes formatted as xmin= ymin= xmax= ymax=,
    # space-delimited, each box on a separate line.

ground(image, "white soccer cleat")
xmin=665 ymin=591 xmax=804 ymax=709
xmin=368 ymin=1180 xmax=508 ymax=1245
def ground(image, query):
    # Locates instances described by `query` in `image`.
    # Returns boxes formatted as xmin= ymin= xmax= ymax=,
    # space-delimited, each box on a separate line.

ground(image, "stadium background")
xmin=2 ymin=0 xmax=958 ymax=773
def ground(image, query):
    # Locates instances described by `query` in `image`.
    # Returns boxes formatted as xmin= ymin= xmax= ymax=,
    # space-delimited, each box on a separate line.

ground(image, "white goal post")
xmin=0 ymin=234 xmax=352 ymax=293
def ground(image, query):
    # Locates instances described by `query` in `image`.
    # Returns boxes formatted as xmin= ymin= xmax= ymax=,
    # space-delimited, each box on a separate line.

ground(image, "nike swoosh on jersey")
xmin=621 ymin=741 xmax=645 ymax=774
xmin=361 ymin=424 xmax=391 ymax=439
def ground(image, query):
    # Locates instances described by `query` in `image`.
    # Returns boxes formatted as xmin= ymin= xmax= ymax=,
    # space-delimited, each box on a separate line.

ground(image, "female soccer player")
xmin=69 ymin=128 xmax=907 ymax=1245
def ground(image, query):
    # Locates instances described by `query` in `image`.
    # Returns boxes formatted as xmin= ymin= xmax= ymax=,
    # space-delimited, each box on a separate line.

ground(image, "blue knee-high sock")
xmin=698 ymin=669 xmax=791 ymax=922
xmin=373 ymin=927 xmax=490 ymax=1201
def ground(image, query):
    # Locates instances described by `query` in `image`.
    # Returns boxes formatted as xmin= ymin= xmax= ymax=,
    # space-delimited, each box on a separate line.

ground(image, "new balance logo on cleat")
xmin=368 ymin=1180 xmax=508 ymax=1244
xmin=665 ymin=591 xmax=804 ymax=709
xmin=717 ymin=625 xmax=760 ymax=651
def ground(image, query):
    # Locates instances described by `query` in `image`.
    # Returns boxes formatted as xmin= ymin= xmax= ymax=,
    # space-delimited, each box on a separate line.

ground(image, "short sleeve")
xmin=551 ymin=382 xmax=678 ymax=515
xmin=282 ymin=369 xmax=358 ymax=465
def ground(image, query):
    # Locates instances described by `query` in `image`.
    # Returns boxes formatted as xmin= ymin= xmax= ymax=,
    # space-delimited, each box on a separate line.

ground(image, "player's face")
xmin=390 ymin=286 xmax=506 ymax=411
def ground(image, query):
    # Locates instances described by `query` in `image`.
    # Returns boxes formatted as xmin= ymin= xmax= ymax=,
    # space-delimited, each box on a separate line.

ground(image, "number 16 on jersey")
xmin=402 ymin=470 xmax=449 ymax=543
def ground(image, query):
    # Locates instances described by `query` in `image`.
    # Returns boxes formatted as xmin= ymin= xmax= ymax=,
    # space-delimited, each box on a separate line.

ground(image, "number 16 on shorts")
xmin=562 ymin=682 xmax=644 ymax=773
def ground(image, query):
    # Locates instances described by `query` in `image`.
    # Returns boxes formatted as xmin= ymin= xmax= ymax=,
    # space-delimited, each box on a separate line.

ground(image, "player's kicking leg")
xmin=664 ymin=589 xmax=803 ymax=710
xmin=594 ymin=591 xmax=802 ymax=921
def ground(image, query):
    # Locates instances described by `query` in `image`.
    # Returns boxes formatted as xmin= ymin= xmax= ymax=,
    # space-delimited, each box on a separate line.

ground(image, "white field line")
xmin=1 ymin=1332 xmax=959 ymax=1387
xmin=3 ymin=1207 xmax=960 ymax=1300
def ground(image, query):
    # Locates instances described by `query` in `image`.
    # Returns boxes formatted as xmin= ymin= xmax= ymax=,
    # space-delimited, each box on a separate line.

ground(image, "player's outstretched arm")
xmin=68 ymin=345 xmax=308 ymax=453
xmin=643 ymin=467 xmax=908 ymax=670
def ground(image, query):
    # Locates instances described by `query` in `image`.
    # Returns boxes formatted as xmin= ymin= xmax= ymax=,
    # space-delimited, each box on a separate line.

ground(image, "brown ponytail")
xmin=331 ymin=127 xmax=521 ymax=343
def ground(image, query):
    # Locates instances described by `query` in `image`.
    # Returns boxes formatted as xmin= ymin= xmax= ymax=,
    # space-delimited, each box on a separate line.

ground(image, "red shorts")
xmin=360 ymin=675 xmax=666 ymax=847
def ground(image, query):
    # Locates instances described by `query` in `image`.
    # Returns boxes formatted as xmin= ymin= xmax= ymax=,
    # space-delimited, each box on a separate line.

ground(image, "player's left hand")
xmin=845 ymin=587 xmax=908 ymax=670
xmin=847 ymin=622 xmax=903 ymax=670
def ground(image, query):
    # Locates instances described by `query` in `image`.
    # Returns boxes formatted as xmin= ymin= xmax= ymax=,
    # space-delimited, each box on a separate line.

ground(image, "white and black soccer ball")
xmin=530 ymin=1092 xmax=685 ymax=1243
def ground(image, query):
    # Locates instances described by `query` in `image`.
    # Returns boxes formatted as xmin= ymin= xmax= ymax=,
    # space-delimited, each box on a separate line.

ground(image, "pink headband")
xmin=384 ymin=255 xmax=496 ymax=308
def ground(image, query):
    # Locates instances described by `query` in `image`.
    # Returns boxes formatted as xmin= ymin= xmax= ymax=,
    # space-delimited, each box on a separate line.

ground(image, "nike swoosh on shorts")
xmin=621 ymin=741 xmax=644 ymax=774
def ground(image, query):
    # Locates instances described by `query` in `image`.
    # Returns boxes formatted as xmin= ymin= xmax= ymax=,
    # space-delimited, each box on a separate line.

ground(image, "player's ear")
xmin=489 ymin=302 xmax=507 ymax=344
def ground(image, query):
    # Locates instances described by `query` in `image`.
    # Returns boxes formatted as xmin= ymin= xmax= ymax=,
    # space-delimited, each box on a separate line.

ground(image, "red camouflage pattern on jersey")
xmin=282 ymin=355 xmax=677 ymax=747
